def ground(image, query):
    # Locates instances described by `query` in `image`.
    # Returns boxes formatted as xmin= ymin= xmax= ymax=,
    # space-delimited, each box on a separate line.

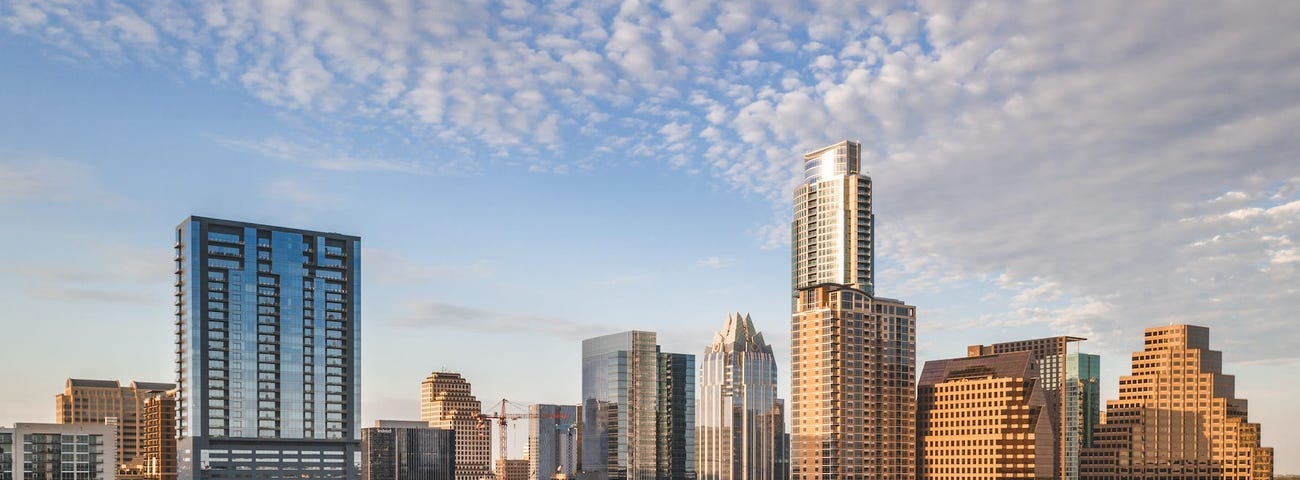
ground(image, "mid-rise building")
xmin=420 ymin=372 xmax=490 ymax=480
xmin=790 ymin=141 xmax=917 ymax=480
xmin=696 ymin=313 xmax=781 ymax=480
xmin=1 ymin=423 xmax=117 ymax=480
xmin=772 ymin=402 xmax=788 ymax=480
xmin=656 ymin=352 xmax=695 ymax=480
xmin=917 ymin=351 xmax=1053 ymax=479
xmin=140 ymin=391 xmax=177 ymax=480
xmin=580 ymin=331 xmax=694 ymax=480
xmin=495 ymin=460 xmax=528 ymax=480
xmin=55 ymin=379 xmax=174 ymax=478
xmin=527 ymin=405 xmax=578 ymax=480
xmin=361 ymin=421 xmax=455 ymax=480
xmin=174 ymin=216 xmax=362 ymax=480
xmin=1080 ymin=325 xmax=1273 ymax=480
xmin=966 ymin=337 xmax=1100 ymax=479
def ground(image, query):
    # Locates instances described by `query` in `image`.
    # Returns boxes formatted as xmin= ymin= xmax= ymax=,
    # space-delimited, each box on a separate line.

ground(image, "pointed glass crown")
xmin=705 ymin=312 xmax=773 ymax=354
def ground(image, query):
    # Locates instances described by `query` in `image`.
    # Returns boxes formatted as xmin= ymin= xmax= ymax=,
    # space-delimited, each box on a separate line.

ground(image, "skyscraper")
xmin=1080 ymin=325 xmax=1273 ymax=480
xmin=55 ymin=379 xmax=174 ymax=479
xmin=966 ymin=337 xmax=1100 ymax=479
xmin=419 ymin=372 xmax=490 ymax=480
xmin=790 ymin=141 xmax=916 ymax=480
xmin=527 ymin=405 xmax=578 ymax=480
xmin=174 ymin=216 xmax=361 ymax=480
xmin=656 ymin=352 xmax=695 ymax=480
xmin=580 ymin=331 xmax=694 ymax=480
xmin=917 ymin=351 xmax=1053 ymax=479
xmin=361 ymin=420 xmax=455 ymax=480
xmin=696 ymin=313 xmax=781 ymax=480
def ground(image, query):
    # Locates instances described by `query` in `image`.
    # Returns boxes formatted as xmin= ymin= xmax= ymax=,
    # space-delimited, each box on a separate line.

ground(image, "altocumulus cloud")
xmin=4 ymin=1 xmax=1300 ymax=361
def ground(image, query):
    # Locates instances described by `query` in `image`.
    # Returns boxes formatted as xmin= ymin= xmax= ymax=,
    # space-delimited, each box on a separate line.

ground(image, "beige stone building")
xmin=421 ymin=372 xmax=491 ymax=480
xmin=790 ymin=141 xmax=916 ymax=480
xmin=1079 ymin=325 xmax=1273 ymax=480
xmin=496 ymin=459 xmax=528 ymax=480
xmin=917 ymin=351 xmax=1053 ymax=479
xmin=54 ymin=379 xmax=174 ymax=478
xmin=140 ymin=392 xmax=177 ymax=480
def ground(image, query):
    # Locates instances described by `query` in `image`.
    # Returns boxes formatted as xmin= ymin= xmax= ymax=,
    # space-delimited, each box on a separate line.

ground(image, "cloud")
xmin=696 ymin=256 xmax=731 ymax=269
xmin=391 ymin=299 xmax=604 ymax=340
xmin=214 ymin=136 xmax=444 ymax=175
xmin=362 ymin=248 xmax=495 ymax=286
xmin=0 ymin=158 xmax=126 ymax=206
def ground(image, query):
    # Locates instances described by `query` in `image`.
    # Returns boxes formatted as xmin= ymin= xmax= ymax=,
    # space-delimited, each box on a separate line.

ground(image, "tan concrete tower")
xmin=1080 ymin=325 xmax=1273 ymax=480
xmin=421 ymin=372 xmax=491 ymax=480
xmin=55 ymin=379 xmax=174 ymax=479
xmin=790 ymin=141 xmax=916 ymax=480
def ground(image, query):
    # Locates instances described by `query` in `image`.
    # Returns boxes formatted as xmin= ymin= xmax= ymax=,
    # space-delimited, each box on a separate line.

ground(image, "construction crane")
xmin=477 ymin=399 xmax=570 ymax=474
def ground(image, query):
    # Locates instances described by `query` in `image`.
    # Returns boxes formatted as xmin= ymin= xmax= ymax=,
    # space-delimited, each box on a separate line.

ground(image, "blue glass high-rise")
xmin=175 ymin=216 xmax=360 ymax=480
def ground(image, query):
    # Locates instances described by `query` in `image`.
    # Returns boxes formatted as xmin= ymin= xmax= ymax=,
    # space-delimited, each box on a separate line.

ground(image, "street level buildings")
xmin=361 ymin=421 xmax=455 ymax=480
xmin=696 ymin=313 xmax=782 ymax=480
xmin=527 ymin=405 xmax=578 ymax=480
xmin=174 ymin=216 xmax=362 ymax=480
xmin=1080 ymin=325 xmax=1273 ymax=480
xmin=1 ymin=423 xmax=117 ymax=480
xmin=580 ymin=331 xmax=695 ymax=480
xmin=419 ymin=372 xmax=490 ymax=480
xmin=55 ymin=379 xmax=174 ymax=479
xmin=790 ymin=141 xmax=917 ymax=480
xmin=917 ymin=351 xmax=1053 ymax=479
xmin=966 ymin=337 xmax=1100 ymax=479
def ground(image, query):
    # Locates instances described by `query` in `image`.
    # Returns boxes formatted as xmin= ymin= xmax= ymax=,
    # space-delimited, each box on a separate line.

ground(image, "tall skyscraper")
xmin=656 ymin=352 xmax=695 ymax=480
xmin=527 ymin=405 xmax=578 ymax=480
xmin=966 ymin=336 xmax=1100 ymax=479
xmin=1080 ymin=325 xmax=1273 ymax=480
xmin=790 ymin=141 xmax=916 ymax=480
xmin=917 ymin=351 xmax=1053 ymax=479
xmin=696 ymin=313 xmax=780 ymax=480
xmin=580 ymin=331 xmax=694 ymax=480
xmin=55 ymin=379 xmax=174 ymax=479
xmin=1 ymin=423 xmax=117 ymax=480
xmin=420 ymin=372 xmax=490 ymax=480
xmin=174 ymin=216 xmax=361 ymax=480
xmin=361 ymin=420 xmax=455 ymax=480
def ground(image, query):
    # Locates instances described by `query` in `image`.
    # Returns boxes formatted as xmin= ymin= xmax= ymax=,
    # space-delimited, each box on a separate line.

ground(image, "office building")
xmin=361 ymin=421 xmax=455 ymax=480
xmin=140 ymin=391 xmax=178 ymax=480
xmin=966 ymin=337 xmax=1100 ymax=479
xmin=527 ymin=405 xmax=578 ymax=480
xmin=917 ymin=351 xmax=1053 ymax=479
xmin=1080 ymin=325 xmax=1273 ymax=480
xmin=580 ymin=331 xmax=694 ymax=480
xmin=55 ymin=379 xmax=174 ymax=478
xmin=656 ymin=352 xmax=695 ymax=480
xmin=420 ymin=372 xmax=489 ymax=480
xmin=790 ymin=140 xmax=916 ymax=480
xmin=174 ymin=216 xmax=362 ymax=480
xmin=696 ymin=313 xmax=780 ymax=480
xmin=772 ymin=402 xmax=788 ymax=480
xmin=495 ymin=460 xmax=528 ymax=480
xmin=1 ymin=423 xmax=117 ymax=480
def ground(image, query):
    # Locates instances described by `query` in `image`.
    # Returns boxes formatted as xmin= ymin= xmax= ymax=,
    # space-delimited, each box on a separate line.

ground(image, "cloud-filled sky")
xmin=1 ymin=0 xmax=1297 ymax=471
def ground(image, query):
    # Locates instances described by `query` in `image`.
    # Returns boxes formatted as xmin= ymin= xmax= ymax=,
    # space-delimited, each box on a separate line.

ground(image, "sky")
xmin=1 ymin=0 xmax=1297 ymax=472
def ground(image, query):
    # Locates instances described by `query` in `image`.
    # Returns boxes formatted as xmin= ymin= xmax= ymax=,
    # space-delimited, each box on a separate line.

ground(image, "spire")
xmin=706 ymin=312 xmax=772 ymax=354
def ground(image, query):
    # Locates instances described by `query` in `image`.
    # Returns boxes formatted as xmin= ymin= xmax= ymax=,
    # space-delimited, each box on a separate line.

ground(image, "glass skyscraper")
xmin=656 ymin=352 xmax=695 ymax=480
xmin=697 ymin=313 xmax=780 ymax=480
xmin=527 ymin=405 xmax=578 ymax=480
xmin=175 ymin=216 xmax=361 ymax=480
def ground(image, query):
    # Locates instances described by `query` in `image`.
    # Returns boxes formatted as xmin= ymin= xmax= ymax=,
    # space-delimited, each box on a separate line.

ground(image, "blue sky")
xmin=2 ymin=0 xmax=1298 ymax=472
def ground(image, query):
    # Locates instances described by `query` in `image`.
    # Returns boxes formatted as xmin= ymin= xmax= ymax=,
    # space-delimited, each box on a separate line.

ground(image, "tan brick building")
xmin=1080 ymin=325 xmax=1273 ymax=479
xmin=140 ymin=392 xmax=177 ymax=480
xmin=917 ymin=351 xmax=1053 ymax=479
xmin=421 ymin=372 xmax=490 ymax=480
xmin=55 ymin=379 xmax=174 ymax=478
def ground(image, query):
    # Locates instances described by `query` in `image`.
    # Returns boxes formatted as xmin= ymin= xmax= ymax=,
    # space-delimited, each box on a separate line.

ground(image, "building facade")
xmin=2 ymin=423 xmax=117 ymax=480
xmin=696 ymin=313 xmax=780 ymax=480
xmin=580 ymin=331 xmax=659 ymax=480
xmin=174 ymin=216 xmax=362 ymax=480
xmin=917 ymin=351 xmax=1053 ymax=479
xmin=495 ymin=460 xmax=528 ymax=480
xmin=360 ymin=421 xmax=454 ymax=480
xmin=527 ymin=405 xmax=578 ymax=480
xmin=656 ymin=352 xmax=695 ymax=480
xmin=1080 ymin=325 xmax=1273 ymax=480
xmin=419 ymin=373 xmax=489 ymax=480
xmin=140 ymin=392 xmax=178 ymax=480
xmin=790 ymin=140 xmax=916 ymax=480
xmin=55 ymin=379 xmax=174 ymax=478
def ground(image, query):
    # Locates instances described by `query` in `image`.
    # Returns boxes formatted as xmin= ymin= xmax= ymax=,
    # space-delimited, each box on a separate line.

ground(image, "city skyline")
xmin=1 ymin=0 xmax=1298 ymax=475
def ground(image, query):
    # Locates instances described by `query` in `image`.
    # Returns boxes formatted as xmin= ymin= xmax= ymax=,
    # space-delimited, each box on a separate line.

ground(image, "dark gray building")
xmin=175 ymin=216 xmax=361 ymax=480
xmin=362 ymin=421 xmax=454 ymax=480
xmin=656 ymin=352 xmax=695 ymax=480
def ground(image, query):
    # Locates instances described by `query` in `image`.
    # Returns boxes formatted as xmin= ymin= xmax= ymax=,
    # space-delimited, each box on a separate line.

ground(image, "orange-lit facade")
xmin=1079 ymin=325 xmax=1272 ymax=480
xmin=55 ymin=379 xmax=174 ymax=479
xmin=420 ymin=372 xmax=491 ymax=480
